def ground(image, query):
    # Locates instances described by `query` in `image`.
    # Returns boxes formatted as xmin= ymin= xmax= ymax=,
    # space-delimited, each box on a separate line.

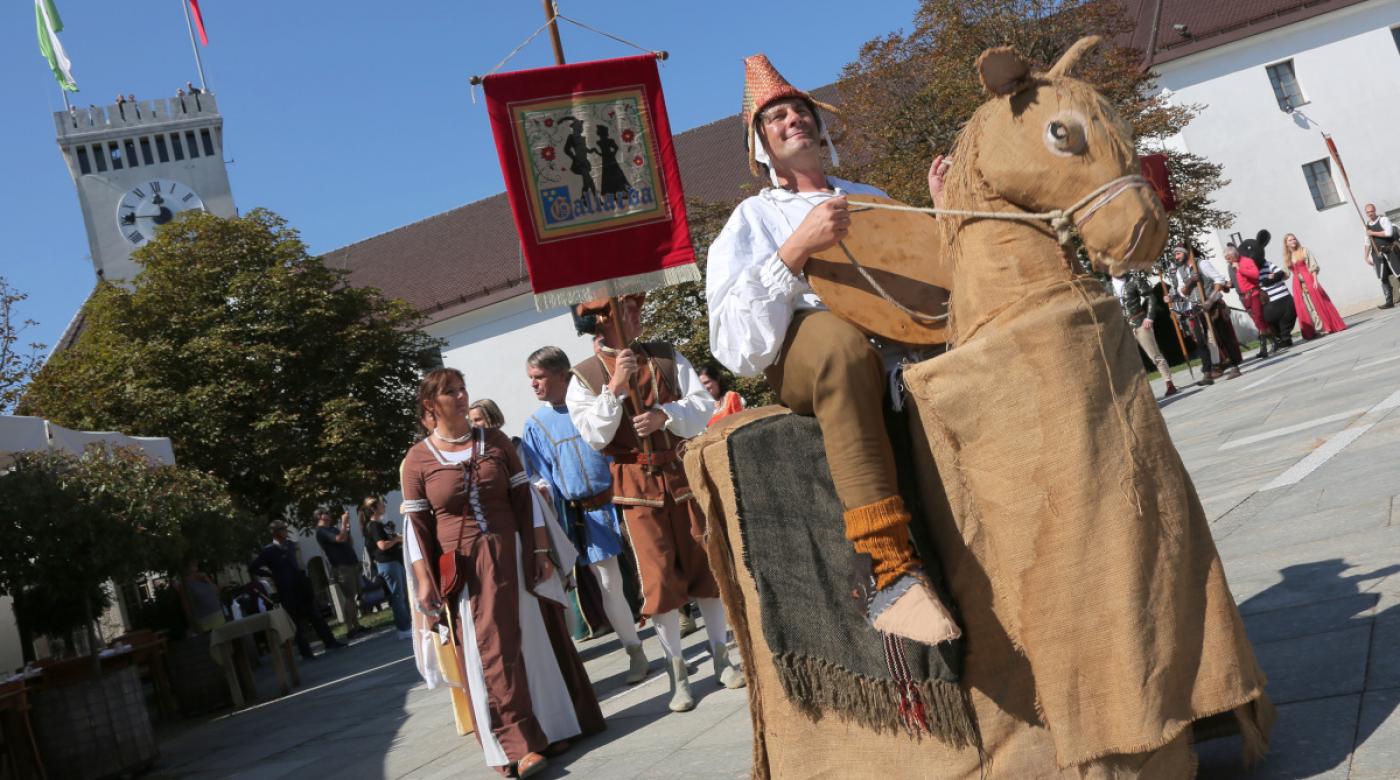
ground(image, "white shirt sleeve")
xmin=1197 ymin=258 xmax=1227 ymax=286
xmin=661 ymin=351 xmax=720 ymax=439
xmin=706 ymin=203 xmax=803 ymax=377
xmin=1380 ymin=216 xmax=1396 ymax=235
xmin=565 ymin=374 xmax=623 ymax=451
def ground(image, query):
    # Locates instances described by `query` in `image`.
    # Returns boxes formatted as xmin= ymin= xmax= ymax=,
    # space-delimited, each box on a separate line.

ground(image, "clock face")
xmin=114 ymin=179 xmax=205 ymax=246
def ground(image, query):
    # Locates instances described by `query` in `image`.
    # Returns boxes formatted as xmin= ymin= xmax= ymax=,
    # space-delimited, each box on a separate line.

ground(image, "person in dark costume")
xmin=561 ymin=118 xmax=597 ymax=198
xmin=591 ymin=125 xmax=631 ymax=203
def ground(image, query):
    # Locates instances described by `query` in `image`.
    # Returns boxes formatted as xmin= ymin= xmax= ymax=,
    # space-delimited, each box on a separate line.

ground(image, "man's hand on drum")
xmin=607 ymin=349 xmax=637 ymax=396
xmin=778 ymin=195 xmax=850 ymax=275
xmin=929 ymin=154 xmax=953 ymax=209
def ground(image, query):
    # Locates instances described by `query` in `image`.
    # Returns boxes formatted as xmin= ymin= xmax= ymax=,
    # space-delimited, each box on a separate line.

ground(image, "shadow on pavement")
xmin=1197 ymin=558 xmax=1400 ymax=779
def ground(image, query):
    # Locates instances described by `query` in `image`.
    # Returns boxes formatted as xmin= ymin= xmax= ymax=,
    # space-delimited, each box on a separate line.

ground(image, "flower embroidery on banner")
xmin=544 ymin=117 xmax=554 ymax=127
xmin=633 ymin=155 xmax=644 ymax=167
xmin=541 ymin=146 xmax=556 ymax=162
xmin=621 ymin=129 xmax=634 ymax=143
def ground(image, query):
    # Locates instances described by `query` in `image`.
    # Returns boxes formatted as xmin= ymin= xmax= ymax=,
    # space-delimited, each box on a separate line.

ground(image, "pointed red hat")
xmin=742 ymin=54 xmax=839 ymax=177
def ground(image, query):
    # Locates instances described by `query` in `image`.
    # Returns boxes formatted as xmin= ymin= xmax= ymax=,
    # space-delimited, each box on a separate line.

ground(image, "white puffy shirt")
xmin=565 ymin=348 xmax=713 ymax=451
xmin=705 ymin=178 xmax=888 ymax=377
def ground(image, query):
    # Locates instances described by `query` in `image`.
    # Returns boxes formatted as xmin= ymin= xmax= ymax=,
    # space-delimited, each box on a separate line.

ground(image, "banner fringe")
xmin=532 ymin=264 xmax=702 ymax=312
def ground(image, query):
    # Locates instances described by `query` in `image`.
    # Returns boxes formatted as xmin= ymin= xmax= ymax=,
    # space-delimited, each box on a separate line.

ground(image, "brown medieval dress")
xmin=400 ymin=427 xmax=604 ymax=769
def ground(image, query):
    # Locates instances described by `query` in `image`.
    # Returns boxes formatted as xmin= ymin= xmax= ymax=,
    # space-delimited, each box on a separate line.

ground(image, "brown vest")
xmin=572 ymin=343 xmax=693 ymax=505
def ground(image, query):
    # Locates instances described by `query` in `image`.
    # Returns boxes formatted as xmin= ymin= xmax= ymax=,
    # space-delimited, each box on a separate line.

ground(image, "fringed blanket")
xmin=726 ymin=413 xmax=975 ymax=746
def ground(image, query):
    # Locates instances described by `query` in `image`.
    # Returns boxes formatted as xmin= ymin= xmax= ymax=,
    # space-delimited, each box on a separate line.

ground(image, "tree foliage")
xmin=0 ymin=277 xmax=45 ymax=414
xmin=836 ymin=0 xmax=1232 ymax=254
xmin=21 ymin=209 xmax=440 ymax=524
xmin=0 ymin=447 xmax=255 ymax=642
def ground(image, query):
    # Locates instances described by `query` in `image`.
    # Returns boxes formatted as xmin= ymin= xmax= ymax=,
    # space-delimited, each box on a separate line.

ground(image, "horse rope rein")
xmin=837 ymin=174 xmax=1153 ymax=325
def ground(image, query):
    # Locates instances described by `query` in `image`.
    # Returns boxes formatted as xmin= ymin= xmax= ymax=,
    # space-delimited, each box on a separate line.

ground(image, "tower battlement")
xmin=54 ymin=92 xmax=221 ymax=144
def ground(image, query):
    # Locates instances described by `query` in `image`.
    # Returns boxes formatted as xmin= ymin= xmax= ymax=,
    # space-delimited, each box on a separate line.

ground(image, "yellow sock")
xmin=844 ymin=496 xmax=920 ymax=590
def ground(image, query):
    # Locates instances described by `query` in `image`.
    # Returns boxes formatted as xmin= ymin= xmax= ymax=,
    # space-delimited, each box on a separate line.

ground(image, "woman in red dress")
xmin=1283 ymin=233 xmax=1347 ymax=337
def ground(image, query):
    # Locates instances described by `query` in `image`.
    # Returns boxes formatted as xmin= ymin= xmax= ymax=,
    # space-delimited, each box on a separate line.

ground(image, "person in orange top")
xmin=697 ymin=361 xmax=745 ymax=426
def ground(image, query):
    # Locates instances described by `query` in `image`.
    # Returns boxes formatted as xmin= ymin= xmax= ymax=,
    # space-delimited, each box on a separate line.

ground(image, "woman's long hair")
xmin=416 ymin=367 xmax=466 ymax=435
xmin=357 ymin=496 xmax=383 ymax=535
xmin=1282 ymin=233 xmax=1306 ymax=268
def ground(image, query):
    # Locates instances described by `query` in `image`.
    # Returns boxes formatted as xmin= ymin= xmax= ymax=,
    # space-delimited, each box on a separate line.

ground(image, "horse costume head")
xmin=809 ymin=37 xmax=1169 ymax=345
xmin=944 ymin=36 xmax=1167 ymax=276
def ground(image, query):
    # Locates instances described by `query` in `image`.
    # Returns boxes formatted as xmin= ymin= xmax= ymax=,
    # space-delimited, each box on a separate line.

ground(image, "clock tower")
xmin=53 ymin=92 xmax=236 ymax=283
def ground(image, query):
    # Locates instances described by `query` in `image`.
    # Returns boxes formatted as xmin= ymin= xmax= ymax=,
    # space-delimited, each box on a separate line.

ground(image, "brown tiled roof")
xmin=323 ymin=87 xmax=840 ymax=323
xmin=1119 ymin=0 xmax=1370 ymax=67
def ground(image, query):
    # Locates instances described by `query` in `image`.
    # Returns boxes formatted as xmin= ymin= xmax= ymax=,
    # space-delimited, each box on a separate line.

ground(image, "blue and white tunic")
xmin=519 ymin=403 xmax=624 ymax=565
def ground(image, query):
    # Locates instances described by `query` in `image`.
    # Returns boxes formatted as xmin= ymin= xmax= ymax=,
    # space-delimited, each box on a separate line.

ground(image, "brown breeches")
xmin=616 ymin=470 xmax=719 ymax=617
xmin=458 ymin=529 xmax=547 ymax=761
xmin=764 ymin=310 xmax=898 ymax=509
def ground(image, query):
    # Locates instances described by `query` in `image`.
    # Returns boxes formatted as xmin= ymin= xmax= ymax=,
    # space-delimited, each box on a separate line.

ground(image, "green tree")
xmin=21 ymin=209 xmax=440 ymax=525
xmin=0 ymin=277 xmax=45 ymax=414
xmin=0 ymin=447 xmax=254 ymax=658
xmin=837 ymin=0 xmax=1232 ymax=254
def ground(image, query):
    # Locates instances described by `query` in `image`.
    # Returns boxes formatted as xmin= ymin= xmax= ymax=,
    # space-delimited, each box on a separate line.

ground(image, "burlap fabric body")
xmin=686 ymin=288 xmax=1273 ymax=777
xmin=905 ymin=279 xmax=1273 ymax=772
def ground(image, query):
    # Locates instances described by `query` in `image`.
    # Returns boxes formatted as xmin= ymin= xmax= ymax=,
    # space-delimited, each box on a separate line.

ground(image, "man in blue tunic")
xmin=521 ymin=345 xmax=650 ymax=684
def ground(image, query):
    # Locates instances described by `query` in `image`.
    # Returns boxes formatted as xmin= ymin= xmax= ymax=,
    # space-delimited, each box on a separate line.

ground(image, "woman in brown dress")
xmin=400 ymin=368 xmax=603 ymax=778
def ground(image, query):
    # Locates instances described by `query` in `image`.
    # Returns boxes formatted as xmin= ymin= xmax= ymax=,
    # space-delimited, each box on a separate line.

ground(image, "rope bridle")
xmin=836 ymin=173 xmax=1154 ymax=325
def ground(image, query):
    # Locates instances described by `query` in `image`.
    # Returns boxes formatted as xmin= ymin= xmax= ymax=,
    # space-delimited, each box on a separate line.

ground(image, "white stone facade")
xmin=1153 ymin=0 xmax=1400 ymax=314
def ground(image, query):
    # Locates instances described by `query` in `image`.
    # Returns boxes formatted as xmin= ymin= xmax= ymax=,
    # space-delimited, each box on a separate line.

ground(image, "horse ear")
xmin=978 ymin=46 xmax=1032 ymax=96
xmin=1257 ymin=229 xmax=1271 ymax=248
xmin=1046 ymin=36 xmax=1102 ymax=79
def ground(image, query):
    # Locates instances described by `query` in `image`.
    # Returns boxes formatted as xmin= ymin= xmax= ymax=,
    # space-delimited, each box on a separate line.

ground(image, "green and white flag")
xmin=35 ymin=0 xmax=78 ymax=92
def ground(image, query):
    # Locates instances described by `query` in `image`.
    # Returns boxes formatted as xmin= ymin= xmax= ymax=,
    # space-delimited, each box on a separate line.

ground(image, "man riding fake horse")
xmin=706 ymin=55 xmax=958 ymax=645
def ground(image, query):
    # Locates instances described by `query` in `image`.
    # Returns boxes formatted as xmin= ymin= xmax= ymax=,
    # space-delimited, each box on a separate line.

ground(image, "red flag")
xmin=482 ymin=55 xmax=698 ymax=310
xmin=188 ymin=0 xmax=208 ymax=45
xmin=1324 ymin=134 xmax=1351 ymax=189
xmin=1139 ymin=153 xmax=1177 ymax=213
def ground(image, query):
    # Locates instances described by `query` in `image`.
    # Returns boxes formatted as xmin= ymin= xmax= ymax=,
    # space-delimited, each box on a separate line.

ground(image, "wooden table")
xmin=206 ymin=609 xmax=300 ymax=709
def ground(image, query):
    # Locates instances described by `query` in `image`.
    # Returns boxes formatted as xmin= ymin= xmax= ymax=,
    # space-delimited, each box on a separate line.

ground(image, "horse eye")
xmin=1045 ymin=119 xmax=1087 ymax=155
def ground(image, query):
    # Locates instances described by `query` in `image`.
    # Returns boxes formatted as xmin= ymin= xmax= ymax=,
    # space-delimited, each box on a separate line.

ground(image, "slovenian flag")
xmin=34 ymin=0 xmax=77 ymax=92
xmin=189 ymin=0 xmax=209 ymax=46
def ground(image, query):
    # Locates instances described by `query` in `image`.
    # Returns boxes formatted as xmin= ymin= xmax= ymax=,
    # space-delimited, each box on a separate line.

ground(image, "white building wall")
xmin=1154 ymin=0 xmax=1400 ymax=314
xmin=428 ymin=294 xmax=596 ymax=439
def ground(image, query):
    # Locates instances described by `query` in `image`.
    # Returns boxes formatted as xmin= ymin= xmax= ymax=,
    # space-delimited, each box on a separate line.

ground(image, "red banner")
xmin=1139 ymin=153 xmax=1176 ymax=213
xmin=188 ymin=0 xmax=208 ymax=45
xmin=483 ymin=55 xmax=698 ymax=310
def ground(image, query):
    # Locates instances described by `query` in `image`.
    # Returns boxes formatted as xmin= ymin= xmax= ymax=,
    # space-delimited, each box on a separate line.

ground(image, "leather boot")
xmin=624 ymin=643 xmax=648 ymax=685
xmin=666 ymin=655 xmax=695 ymax=712
xmin=712 ymin=643 xmax=746 ymax=689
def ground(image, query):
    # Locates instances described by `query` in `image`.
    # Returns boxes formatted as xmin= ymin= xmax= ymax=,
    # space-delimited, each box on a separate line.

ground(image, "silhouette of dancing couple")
xmin=561 ymin=116 xmax=630 ymax=204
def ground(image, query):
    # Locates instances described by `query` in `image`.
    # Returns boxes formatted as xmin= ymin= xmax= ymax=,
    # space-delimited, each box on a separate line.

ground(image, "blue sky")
xmin=3 ymin=1 xmax=918 ymax=352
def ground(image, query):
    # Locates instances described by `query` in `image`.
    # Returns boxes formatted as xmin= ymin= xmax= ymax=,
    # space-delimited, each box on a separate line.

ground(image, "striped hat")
xmin=742 ymin=54 xmax=839 ymax=177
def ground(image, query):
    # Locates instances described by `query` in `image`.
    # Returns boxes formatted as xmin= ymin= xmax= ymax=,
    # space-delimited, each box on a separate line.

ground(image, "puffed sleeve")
xmin=706 ymin=202 xmax=803 ymax=377
xmin=566 ymin=373 xmax=623 ymax=451
xmin=660 ymin=350 xmax=721 ymax=439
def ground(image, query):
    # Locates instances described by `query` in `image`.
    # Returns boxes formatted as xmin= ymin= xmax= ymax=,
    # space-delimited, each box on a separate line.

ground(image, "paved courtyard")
xmin=151 ymin=309 xmax=1400 ymax=779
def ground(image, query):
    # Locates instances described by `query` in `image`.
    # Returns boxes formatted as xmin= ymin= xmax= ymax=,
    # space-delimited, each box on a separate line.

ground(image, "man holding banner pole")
xmin=1362 ymin=203 xmax=1400 ymax=309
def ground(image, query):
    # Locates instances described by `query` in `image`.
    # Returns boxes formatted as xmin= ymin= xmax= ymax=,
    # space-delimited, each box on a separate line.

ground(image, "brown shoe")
xmin=1224 ymin=367 xmax=1242 ymax=380
xmin=516 ymin=753 xmax=549 ymax=779
xmin=1198 ymin=376 xmax=1215 ymax=387
xmin=1163 ymin=382 xmax=1179 ymax=397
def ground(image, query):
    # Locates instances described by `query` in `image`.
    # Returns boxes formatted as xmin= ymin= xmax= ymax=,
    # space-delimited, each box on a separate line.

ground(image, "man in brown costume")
xmin=565 ymin=294 xmax=745 ymax=712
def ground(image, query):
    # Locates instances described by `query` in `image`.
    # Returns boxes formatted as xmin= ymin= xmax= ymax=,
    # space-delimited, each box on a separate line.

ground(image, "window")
xmin=92 ymin=144 xmax=106 ymax=172
xmin=155 ymin=135 xmax=170 ymax=163
xmin=108 ymin=142 xmax=123 ymax=170
xmin=75 ymin=146 xmax=91 ymax=175
xmin=1302 ymin=159 xmax=1343 ymax=210
xmin=123 ymin=139 xmax=139 ymax=168
xmin=1392 ymin=26 xmax=1400 ymax=54
xmin=185 ymin=130 xmax=200 ymax=159
xmin=139 ymin=137 xmax=154 ymax=165
xmin=1266 ymin=60 xmax=1305 ymax=111
xmin=200 ymin=128 xmax=215 ymax=157
xmin=170 ymin=133 xmax=185 ymax=161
